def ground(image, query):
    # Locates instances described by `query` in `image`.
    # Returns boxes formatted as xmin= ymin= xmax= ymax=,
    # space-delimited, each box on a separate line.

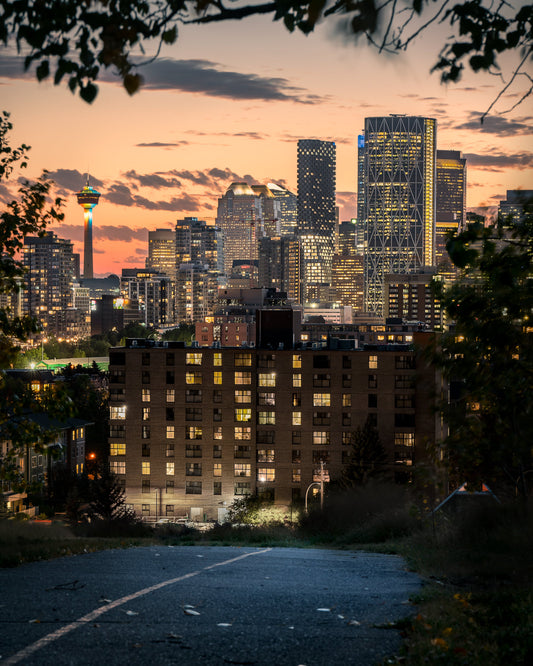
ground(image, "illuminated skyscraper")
xmin=297 ymin=139 xmax=336 ymax=234
xmin=146 ymin=229 xmax=176 ymax=278
xmin=436 ymin=150 xmax=466 ymax=272
xmin=363 ymin=115 xmax=436 ymax=315
xmin=76 ymin=177 xmax=100 ymax=279
xmin=267 ymin=183 xmax=298 ymax=236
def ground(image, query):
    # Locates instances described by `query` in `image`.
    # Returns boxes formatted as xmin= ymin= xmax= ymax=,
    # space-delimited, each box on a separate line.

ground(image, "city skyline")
xmin=1 ymin=16 xmax=531 ymax=275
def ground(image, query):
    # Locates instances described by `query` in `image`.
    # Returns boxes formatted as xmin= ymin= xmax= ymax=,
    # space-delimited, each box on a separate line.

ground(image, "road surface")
xmin=0 ymin=546 xmax=421 ymax=665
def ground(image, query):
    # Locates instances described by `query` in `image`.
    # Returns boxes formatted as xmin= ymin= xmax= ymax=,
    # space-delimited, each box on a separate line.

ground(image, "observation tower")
xmin=76 ymin=176 xmax=100 ymax=278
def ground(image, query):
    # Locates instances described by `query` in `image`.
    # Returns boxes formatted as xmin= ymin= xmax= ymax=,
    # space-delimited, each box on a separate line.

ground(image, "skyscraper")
xmin=146 ymin=229 xmax=176 ymax=278
xmin=436 ymin=150 xmax=466 ymax=272
xmin=76 ymin=177 xmax=100 ymax=279
xmin=266 ymin=183 xmax=298 ymax=236
xmin=297 ymin=139 xmax=336 ymax=234
xmin=363 ymin=115 xmax=436 ymax=315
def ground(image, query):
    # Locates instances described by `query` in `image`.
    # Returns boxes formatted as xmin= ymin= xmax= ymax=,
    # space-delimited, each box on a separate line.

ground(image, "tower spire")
xmin=76 ymin=178 xmax=100 ymax=279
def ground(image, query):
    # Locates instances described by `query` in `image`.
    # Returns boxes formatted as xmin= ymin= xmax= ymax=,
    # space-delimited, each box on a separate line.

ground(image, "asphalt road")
xmin=0 ymin=546 xmax=422 ymax=666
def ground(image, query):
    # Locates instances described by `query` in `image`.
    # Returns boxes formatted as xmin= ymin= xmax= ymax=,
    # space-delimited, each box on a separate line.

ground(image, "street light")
xmin=304 ymin=482 xmax=321 ymax=513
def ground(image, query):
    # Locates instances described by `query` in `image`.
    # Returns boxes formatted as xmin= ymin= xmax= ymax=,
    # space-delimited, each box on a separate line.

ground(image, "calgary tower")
xmin=76 ymin=176 xmax=100 ymax=278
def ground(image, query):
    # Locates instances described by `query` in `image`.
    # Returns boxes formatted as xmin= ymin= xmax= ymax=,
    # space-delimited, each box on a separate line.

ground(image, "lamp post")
xmin=304 ymin=482 xmax=321 ymax=514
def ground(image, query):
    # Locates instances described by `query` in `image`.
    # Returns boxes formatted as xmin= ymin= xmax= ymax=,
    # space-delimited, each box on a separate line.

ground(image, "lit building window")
xmin=234 ymin=352 xmax=252 ymax=367
xmin=234 ymin=408 xmax=252 ymax=422
xmin=258 ymin=372 xmax=276 ymax=387
xmin=313 ymin=431 xmax=330 ymax=445
xmin=292 ymin=469 xmax=301 ymax=483
xmin=258 ymin=411 xmax=275 ymax=425
xmin=292 ymin=412 xmax=302 ymax=426
xmin=110 ymin=461 xmax=126 ymax=475
xmin=166 ymin=462 xmax=175 ymax=475
xmin=234 ymin=390 xmax=252 ymax=403
xmin=313 ymin=393 xmax=330 ymax=407
xmin=213 ymin=463 xmax=222 ymax=477
xmin=110 ymin=406 xmax=126 ymax=420
xmin=293 ymin=374 xmax=302 ymax=388
xmin=213 ymin=352 xmax=222 ymax=366
xmin=166 ymin=425 xmax=175 ymax=439
xmin=257 ymin=449 xmax=275 ymax=463
xmin=369 ymin=355 xmax=378 ymax=369
xmin=258 ymin=392 xmax=275 ymax=406
xmin=185 ymin=426 xmax=202 ymax=440
xmin=142 ymin=388 xmax=150 ymax=402
xmin=234 ymin=371 xmax=252 ymax=385
xmin=234 ymin=426 xmax=251 ymax=440
xmin=142 ymin=407 xmax=150 ymax=421
xmin=166 ymin=389 xmax=175 ymax=402
xmin=213 ymin=427 xmax=223 ymax=440
xmin=293 ymin=354 xmax=302 ymax=369
xmin=142 ymin=461 xmax=150 ymax=475
xmin=257 ymin=468 xmax=275 ymax=483
xmin=186 ymin=371 xmax=202 ymax=384
xmin=214 ymin=372 xmax=222 ymax=385
xmin=342 ymin=393 xmax=351 ymax=407
xmin=234 ymin=463 xmax=251 ymax=477
xmin=186 ymin=352 xmax=202 ymax=365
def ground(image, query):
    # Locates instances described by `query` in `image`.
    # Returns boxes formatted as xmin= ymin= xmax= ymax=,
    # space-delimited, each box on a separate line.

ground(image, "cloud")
xmin=126 ymin=58 xmax=328 ymax=104
xmin=135 ymin=141 xmax=189 ymax=148
xmin=47 ymin=169 xmax=104 ymax=194
xmin=52 ymin=223 xmax=149 ymax=243
xmin=464 ymin=151 xmax=533 ymax=170
xmin=456 ymin=113 xmax=532 ymax=136
xmin=124 ymin=170 xmax=182 ymax=189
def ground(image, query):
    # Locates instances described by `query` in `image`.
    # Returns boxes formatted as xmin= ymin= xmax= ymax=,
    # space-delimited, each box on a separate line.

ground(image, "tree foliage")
xmin=338 ymin=416 xmax=387 ymax=488
xmin=433 ymin=199 xmax=533 ymax=497
xmin=1 ymin=1 xmax=531 ymax=108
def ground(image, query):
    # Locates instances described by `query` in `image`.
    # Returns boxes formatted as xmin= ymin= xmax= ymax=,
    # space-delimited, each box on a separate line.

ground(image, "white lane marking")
xmin=3 ymin=548 xmax=271 ymax=665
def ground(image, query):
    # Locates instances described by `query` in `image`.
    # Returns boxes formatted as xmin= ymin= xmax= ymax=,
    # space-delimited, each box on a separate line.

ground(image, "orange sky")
xmin=1 ymin=14 xmax=532 ymax=276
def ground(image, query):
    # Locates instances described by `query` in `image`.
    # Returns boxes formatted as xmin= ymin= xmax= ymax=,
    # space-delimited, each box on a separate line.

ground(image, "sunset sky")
xmin=1 ymin=10 xmax=532 ymax=276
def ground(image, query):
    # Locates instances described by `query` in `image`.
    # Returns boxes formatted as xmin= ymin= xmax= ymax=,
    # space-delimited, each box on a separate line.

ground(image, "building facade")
xmin=109 ymin=338 xmax=438 ymax=521
xmin=363 ymin=116 xmax=437 ymax=316
xmin=436 ymin=150 xmax=466 ymax=273
xmin=146 ymin=229 xmax=176 ymax=278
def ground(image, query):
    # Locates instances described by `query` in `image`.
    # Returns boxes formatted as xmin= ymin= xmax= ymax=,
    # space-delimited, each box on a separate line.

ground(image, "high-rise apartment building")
xmin=331 ymin=221 xmax=364 ymax=311
xmin=22 ymin=232 xmax=88 ymax=339
xmin=257 ymin=236 xmax=301 ymax=303
xmin=297 ymin=139 xmax=336 ymax=235
xmin=436 ymin=150 xmax=466 ymax=272
xmin=175 ymin=217 xmax=218 ymax=273
xmin=121 ymin=268 xmax=174 ymax=328
xmin=267 ymin=183 xmax=298 ymax=236
xmin=175 ymin=262 xmax=217 ymax=323
xmin=146 ymin=229 xmax=176 ymax=278
xmin=363 ymin=116 xmax=436 ymax=315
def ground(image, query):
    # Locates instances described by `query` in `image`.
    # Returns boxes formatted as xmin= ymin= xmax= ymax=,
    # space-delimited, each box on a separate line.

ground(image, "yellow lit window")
xmin=258 ymin=372 xmax=276 ymax=387
xmin=292 ymin=469 xmax=301 ymax=483
xmin=110 ymin=442 xmax=126 ymax=456
xmin=258 ymin=411 xmax=275 ymax=425
xmin=166 ymin=389 xmax=175 ymax=402
xmin=234 ymin=371 xmax=251 ymax=385
xmin=235 ymin=426 xmax=251 ymax=440
xmin=234 ymin=390 xmax=252 ymax=403
xmin=166 ymin=462 xmax=175 ymax=475
xmin=313 ymin=393 xmax=330 ymax=407
xmin=234 ymin=463 xmax=251 ymax=477
xmin=186 ymin=352 xmax=202 ymax=365
xmin=166 ymin=425 xmax=175 ymax=439
xmin=369 ymin=355 xmax=378 ymax=369
xmin=213 ymin=463 xmax=222 ymax=477
xmin=214 ymin=352 xmax=222 ymax=366
xmin=342 ymin=393 xmax=351 ymax=407
xmin=110 ymin=461 xmax=126 ymax=475
xmin=292 ymin=412 xmax=302 ymax=426
xmin=293 ymin=373 xmax=302 ymax=388
xmin=110 ymin=406 xmax=126 ymax=420
xmin=235 ymin=408 xmax=252 ymax=422
xmin=213 ymin=426 xmax=223 ymax=440
xmin=142 ymin=407 xmax=150 ymax=421
xmin=142 ymin=389 xmax=150 ymax=402
xmin=142 ymin=461 xmax=150 ymax=475
xmin=293 ymin=354 xmax=302 ymax=369
xmin=257 ymin=468 xmax=275 ymax=482
xmin=186 ymin=371 xmax=202 ymax=384
xmin=214 ymin=371 xmax=222 ymax=385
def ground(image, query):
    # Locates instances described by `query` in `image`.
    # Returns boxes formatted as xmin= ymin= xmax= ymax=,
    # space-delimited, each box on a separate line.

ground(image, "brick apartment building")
xmin=109 ymin=335 xmax=440 ymax=522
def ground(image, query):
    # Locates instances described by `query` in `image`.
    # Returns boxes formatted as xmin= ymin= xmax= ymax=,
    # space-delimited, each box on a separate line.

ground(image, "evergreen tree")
xmin=339 ymin=417 xmax=388 ymax=488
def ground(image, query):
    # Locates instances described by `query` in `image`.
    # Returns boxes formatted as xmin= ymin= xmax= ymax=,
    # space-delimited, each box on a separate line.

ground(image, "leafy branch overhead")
xmin=0 ymin=1 xmax=531 ymax=104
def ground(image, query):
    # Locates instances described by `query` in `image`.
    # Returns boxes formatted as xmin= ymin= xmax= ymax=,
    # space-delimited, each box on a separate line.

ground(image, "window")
xmin=235 ymin=390 xmax=252 ymax=403
xmin=212 ymin=390 xmax=222 ymax=403
xmin=342 ymin=451 xmax=350 ymax=464
xmin=234 ymin=352 xmax=252 ymax=367
xmin=258 ymin=411 xmax=275 ymax=425
xmin=396 ymin=355 xmax=416 ymax=370
xmin=142 ymin=388 xmax=150 ymax=402
xmin=142 ymin=461 xmax=150 ymax=475
xmin=257 ymin=449 xmax=275 ymax=463
xmin=186 ymin=389 xmax=202 ymax=402
xmin=313 ymin=373 xmax=330 ymax=387
xmin=142 ymin=371 xmax=150 ymax=384
xmin=257 ymin=468 xmax=275 ymax=482
xmin=235 ymin=408 xmax=252 ymax=422
xmin=142 ymin=407 xmax=150 ymax=421
xmin=235 ymin=371 xmax=251 ymax=385
xmin=234 ymin=426 xmax=251 ymax=440
xmin=292 ymin=412 xmax=302 ymax=426
xmin=142 ymin=443 xmax=150 ymax=457
xmin=292 ymin=469 xmax=301 ymax=483
xmin=186 ymin=481 xmax=202 ymax=494
xmin=185 ymin=426 xmax=202 ymax=440
xmin=395 ymin=375 xmax=415 ymax=389
xmin=166 ymin=462 xmax=175 ymax=475
xmin=312 ymin=450 xmax=330 ymax=464
xmin=313 ymin=393 xmax=330 ymax=407
xmin=142 ymin=352 xmax=150 ymax=365
xmin=368 ymin=394 xmax=378 ymax=408
xmin=394 ymin=432 xmax=415 ymax=447
xmin=293 ymin=373 xmax=302 ymax=388
xmin=110 ymin=369 xmax=125 ymax=384
xmin=142 ymin=425 xmax=150 ymax=439
xmin=258 ymin=372 xmax=276 ymax=387
xmin=110 ymin=460 xmax=126 ymax=475
xmin=186 ymin=407 xmax=202 ymax=421
xmin=186 ymin=462 xmax=202 ymax=476
xmin=369 ymin=355 xmax=378 ymax=369
xmin=213 ymin=372 xmax=222 ymax=385
xmin=213 ymin=427 xmax=223 ymax=440
xmin=166 ymin=425 xmax=175 ymax=439
xmin=313 ymin=355 xmax=330 ymax=369
xmin=110 ymin=388 xmax=125 ymax=401
xmin=342 ymin=374 xmax=352 ymax=388
xmin=313 ymin=411 xmax=330 ymax=426
xmin=292 ymin=354 xmax=302 ymax=369
xmin=213 ymin=463 xmax=222 ymax=477
xmin=166 ymin=352 xmax=174 ymax=366
xmin=395 ymin=395 xmax=415 ymax=408
xmin=342 ymin=355 xmax=352 ymax=369
xmin=214 ymin=481 xmax=222 ymax=495
xmin=213 ymin=408 xmax=222 ymax=421
xmin=166 ymin=370 xmax=175 ymax=384
xmin=342 ymin=393 xmax=351 ymax=407
xmin=110 ymin=406 xmax=126 ymax=420
xmin=166 ymin=480 xmax=174 ymax=494
xmin=258 ymin=392 xmax=275 ymax=406
xmin=258 ymin=353 xmax=276 ymax=368
xmin=165 ymin=389 xmax=175 ymax=402
xmin=141 ymin=503 xmax=150 ymax=515
xmin=234 ymin=445 xmax=251 ymax=458
xmin=165 ymin=504 xmax=175 ymax=516
xmin=166 ymin=407 xmax=174 ymax=421
xmin=186 ymin=371 xmax=202 ymax=384
xmin=367 ymin=413 xmax=378 ymax=427
xmin=186 ymin=444 xmax=202 ymax=457
xmin=342 ymin=412 xmax=351 ymax=426
xmin=186 ymin=352 xmax=202 ymax=365
xmin=257 ymin=430 xmax=275 ymax=444
xmin=166 ymin=443 xmax=174 ymax=457
xmin=142 ymin=480 xmax=150 ymax=494
xmin=313 ymin=431 xmax=330 ymax=445
xmin=395 ymin=414 xmax=416 ymax=427
xmin=292 ymin=431 xmax=301 ymax=445
xmin=292 ymin=392 xmax=301 ymax=407
xmin=214 ymin=352 xmax=222 ymax=366
xmin=368 ymin=374 xmax=378 ymax=389
xmin=234 ymin=482 xmax=251 ymax=496
xmin=110 ymin=442 xmax=126 ymax=456
xmin=234 ymin=463 xmax=251 ymax=477
xmin=213 ymin=444 xmax=222 ymax=458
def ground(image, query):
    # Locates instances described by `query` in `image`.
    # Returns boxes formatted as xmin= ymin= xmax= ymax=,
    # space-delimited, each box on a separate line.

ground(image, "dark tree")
xmin=339 ymin=417 xmax=388 ymax=488
xmin=0 ymin=2 xmax=530 ymax=110
xmin=432 ymin=198 xmax=533 ymax=498
xmin=87 ymin=467 xmax=134 ymax=522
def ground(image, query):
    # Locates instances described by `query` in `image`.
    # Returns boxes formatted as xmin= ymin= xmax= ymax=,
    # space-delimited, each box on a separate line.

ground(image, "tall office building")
xmin=363 ymin=116 xmax=436 ymax=315
xmin=357 ymin=134 xmax=365 ymax=226
xmin=267 ymin=183 xmax=298 ymax=236
xmin=297 ymin=139 xmax=336 ymax=234
xmin=331 ymin=221 xmax=364 ymax=311
xmin=436 ymin=150 xmax=466 ymax=272
xmin=258 ymin=236 xmax=302 ymax=302
xmin=76 ymin=177 xmax=100 ymax=279
xmin=498 ymin=190 xmax=533 ymax=224
xmin=146 ymin=229 xmax=176 ymax=278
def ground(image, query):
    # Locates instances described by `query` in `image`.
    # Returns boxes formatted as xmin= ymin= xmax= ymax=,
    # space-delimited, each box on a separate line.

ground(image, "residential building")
xmin=146 ymin=229 xmax=176 ymax=278
xmin=121 ymin=268 xmax=174 ymax=327
xmin=384 ymin=270 xmax=444 ymax=330
xmin=267 ymin=183 xmax=298 ymax=236
xmin=436 ymin=150 xmax=466 ymax=273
